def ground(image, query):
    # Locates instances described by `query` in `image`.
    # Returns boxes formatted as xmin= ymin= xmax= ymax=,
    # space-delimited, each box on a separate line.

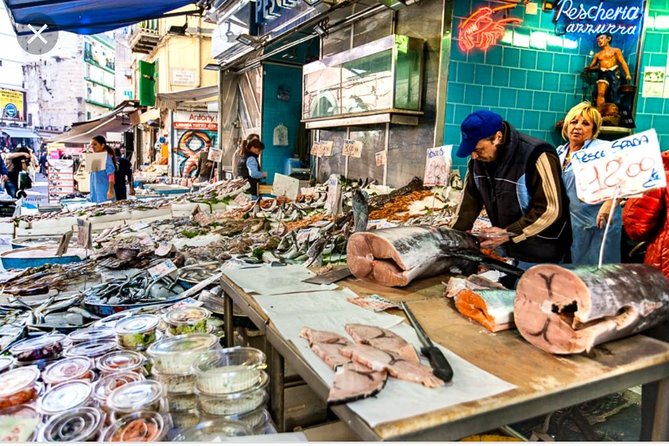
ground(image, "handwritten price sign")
xmin=423 ymin=145 xmax=452 ymax=187
xmin=571 ymin=129 xmax=666 ymax=204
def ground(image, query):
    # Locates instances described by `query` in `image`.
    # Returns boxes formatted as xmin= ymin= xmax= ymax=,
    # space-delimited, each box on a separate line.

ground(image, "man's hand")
xmin=107 ymin=189 xmax=114 ymax=200
xmin=129 ymin=187 xmax=136 ymax=196
xmin=475 ymin=226 xmax=511 ymax=250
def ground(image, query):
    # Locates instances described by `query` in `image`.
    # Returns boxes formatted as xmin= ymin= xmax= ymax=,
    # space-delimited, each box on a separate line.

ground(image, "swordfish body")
xmin=346 ymin=226 xmax=481 ymax=287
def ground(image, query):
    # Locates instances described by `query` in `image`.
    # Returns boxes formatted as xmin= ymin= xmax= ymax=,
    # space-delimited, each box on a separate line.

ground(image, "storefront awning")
xmin=0 ymin=127 xmax=40 ymax=139
xmin=156 ymin=85 xmax=218 ymax=109
xmin=51 ymin=100 xmax=140 ymax=143
xmin=3 ymin=0 xmax=198 ymax=35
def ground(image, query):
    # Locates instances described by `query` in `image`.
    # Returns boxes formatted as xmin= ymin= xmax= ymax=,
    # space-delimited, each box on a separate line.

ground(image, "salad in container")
xmin=92 ymin=371 xmax=144 ymax=412
xmin=193 ymin=347 xmax=266 ymax=395
xmin=146 ymin=333 xmax=219 ymax=375
xmin=151 ymin=370 xmax=195 ymax=395
xmin=67 ymin=326 xmax=116 ymax=344
xmin=63 ymin=340 xmax=116 ymax=359
xmin=196 ymin=377 xmax=269 ymax=417
xmin=97 ymin=350 xmax=146 ymax=376
xmin=172 ymin=419 xmax=251 ymax=441
xmin=102 ymin=411 xmax=168 ymax=442
xmin=114 ymin=315 xmax=160 ymax=350
xmin=106 ymin=379 xmax=166 ymax=418
xmin=163 ymin=307 xmax=210 ymax=336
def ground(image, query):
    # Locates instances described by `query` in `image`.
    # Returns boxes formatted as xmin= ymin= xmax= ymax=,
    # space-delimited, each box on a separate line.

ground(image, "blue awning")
xmin=3 ymin=0 xmax=199 ymax=35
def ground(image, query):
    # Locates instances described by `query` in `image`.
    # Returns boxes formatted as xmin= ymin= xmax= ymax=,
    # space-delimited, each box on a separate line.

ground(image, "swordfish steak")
xmin=345 ymin=323 xmax=419 ymax=363
xmin=327 ymin=362 xmax=388 ymax=404
xmin=346 ymin=226 xmax=480 ymax=287
xmin=515 ymin=264 xmax=669 ymax=354
xmin=300 ymin=327 xmax=351 ymax=369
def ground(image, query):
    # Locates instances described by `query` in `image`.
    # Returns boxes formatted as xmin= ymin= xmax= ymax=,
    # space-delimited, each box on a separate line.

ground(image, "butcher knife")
xmin=400 ymin=301 xmax=454 ymax=383
xmin=302 ymin=267 xmax=352 ymax=285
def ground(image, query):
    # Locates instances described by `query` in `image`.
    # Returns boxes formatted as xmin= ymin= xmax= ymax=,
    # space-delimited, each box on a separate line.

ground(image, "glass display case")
xmin=302 ymin=35 xmax=424 ymax=122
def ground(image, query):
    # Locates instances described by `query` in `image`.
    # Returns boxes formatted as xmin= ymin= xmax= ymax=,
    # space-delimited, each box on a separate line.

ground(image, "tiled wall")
xmin=635 ymin=1 xmax=669 ymax=148
xmin=446 ymin=1 xmax=645 ymax=173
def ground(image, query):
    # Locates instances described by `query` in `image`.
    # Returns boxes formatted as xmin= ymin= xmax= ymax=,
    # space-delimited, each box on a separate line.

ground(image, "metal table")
xmin=221 ymin=274 xmax=669 ymax=441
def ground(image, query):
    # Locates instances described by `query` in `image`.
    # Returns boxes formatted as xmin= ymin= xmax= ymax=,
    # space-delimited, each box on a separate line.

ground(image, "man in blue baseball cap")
xmin=452 ymin=109 xmax=571 ymax=270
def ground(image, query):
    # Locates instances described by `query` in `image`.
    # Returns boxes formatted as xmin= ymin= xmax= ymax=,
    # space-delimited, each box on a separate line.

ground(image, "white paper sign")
xmin=273 ymin=173 xmax=300 ymax=201
xmin=375 ymin=150 xmax=387 ymax=166
xmin=207 ymin=147 xmax=222 ymax=163
xmin=325 ymin=174 xmax=342 ymax=216
xmin=342 ymin=139 xmax=363 ymax=158
xmin=572 ymin=129 xmax=666 ymax=204
xmin=83 ymin=152 xmax=108 ymax=173
xmin=148 ymin=259 xmax=178 ymax=279
xmin=423 ymin=145 xmax=453 ymax=187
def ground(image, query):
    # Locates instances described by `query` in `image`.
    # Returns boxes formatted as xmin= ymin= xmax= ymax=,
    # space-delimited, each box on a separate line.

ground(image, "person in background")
xmin=114 ymin=147 xmax=135 ymax=200
xmin=233 ymin=133 xmax=260 ymax=177
xmin=622 ymin=150 xmax=669 ymax=441
xmin=452 ymin=110 xmax=571 ymax=270
xmin=89 ymin=135 xmax=116 ymax=203
xmin=237 ymin=139 xmax=266 ymax=199
xmin=0 ymin=154 xmax=8 ymax=196
xmin=39 ymin=150 xmax=48 ymax=176
xmin=196 ymin=139 xmax=215 ymax=183
xmin=556 ymin=102 xmax=621 ymax=265
xmin=5 ymin=146 xmax=32 ymax=198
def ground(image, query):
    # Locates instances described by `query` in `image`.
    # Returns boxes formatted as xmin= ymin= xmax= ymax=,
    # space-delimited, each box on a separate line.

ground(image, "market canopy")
xmin=51 ymin=100 xmax=140 ymax=143
xmin=3 ymin=0 xmax=200 ymax=35
xmin=0 ymin=127 xmax=40 ymax=139
xmin=156 ymin=85 xmax=218 ymax=109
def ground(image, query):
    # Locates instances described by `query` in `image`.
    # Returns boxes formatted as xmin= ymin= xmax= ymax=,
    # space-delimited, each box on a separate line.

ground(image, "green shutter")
xmin=138 ymin=61 xmax=156 ymax=107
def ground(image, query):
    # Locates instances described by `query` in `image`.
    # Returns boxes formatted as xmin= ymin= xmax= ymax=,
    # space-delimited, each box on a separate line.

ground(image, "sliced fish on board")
xmin=327 ymin=362 xmax=388 ymax=404
xmin=300 ymin=327 xmax=351 ymax=370
xmin=515 ymin=264 xmax=669 ymax=354
xmin=345 ymin=323 xmax=419 ymax=363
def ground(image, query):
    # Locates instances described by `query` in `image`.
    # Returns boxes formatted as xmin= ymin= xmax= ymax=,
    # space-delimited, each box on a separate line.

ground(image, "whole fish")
xmin=352 ymin=189 xmax=369 ymax=233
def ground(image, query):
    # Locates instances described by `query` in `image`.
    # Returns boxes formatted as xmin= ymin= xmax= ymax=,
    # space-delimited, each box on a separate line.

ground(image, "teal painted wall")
xmin=635 ymin=2 xmax=669 ymax=149
xmin=261 ymin=63 xmax=303 ymax=185
xmin=446 ymin=1 xmax=646 ymax=173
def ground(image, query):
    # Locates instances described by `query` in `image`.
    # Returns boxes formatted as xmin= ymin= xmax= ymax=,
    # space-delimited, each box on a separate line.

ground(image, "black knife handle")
xmin=421 ymin=345 xmax=454 ymax=383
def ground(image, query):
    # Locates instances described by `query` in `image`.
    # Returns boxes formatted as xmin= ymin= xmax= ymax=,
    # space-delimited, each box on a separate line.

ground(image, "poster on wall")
xmin=0 ymin=89 xmax=25 ymax=121
xmin=172 ymin=111 xmax=218 ymax=178
xmin=423 ymin=145 xmax=452 ymax=187
xmin=642 ymin=67 xmax=665 ymax=98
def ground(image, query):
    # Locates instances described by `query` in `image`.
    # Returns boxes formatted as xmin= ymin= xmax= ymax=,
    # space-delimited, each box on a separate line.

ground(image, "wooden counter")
xmin=221 ymin=274 xmax=669 ymax=441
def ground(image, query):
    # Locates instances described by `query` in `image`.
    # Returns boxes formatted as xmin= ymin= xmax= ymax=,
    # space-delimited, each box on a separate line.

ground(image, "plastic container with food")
xmin=0 ymin=366 xmax=40 ymax=410
xmin=97 ymin=350 xmax=146 ymax=376
xmin=151 ymin=370 xmax=195 ymax=395
xmin=38 ymin=406 xmax=104 ymax=442
xmin=0 ymin=404 xmax=41 ymax=441
xmin=197 ymin=381 xmax=269 ymax=417
xmin=63 ymin=340 xmax=116 ymax=359
xmin=101 ymin=411 xmax=168 ymax=442
xmin=92 ymin=371 xmax=144 ymax=411
xmin=39 ymin=380 xmax=93 ymax=416
xmin=146 ymin=333 xmax=219 ymax=375
xmin=106 ymin=379 xmax=165 ymax=417
xmin=193 ymin=347 xmax=266 ymax=395
xmin=42 ymin=356 xmax=94 ymax=385
xmin=166 ymin=392 xmax=197 ymax=412
xmin=201 ymin=408 xmax=271 ymax=435
xmin=169 ymin=410 xmax=200 ymax=431
xmin=9 ymin=334 xmax=65 ymax=362
xmin=172 ymin=419 xmax=251 ymax=441
xmin=0 ymin=356 xmax=14 ymax=374
xmin=114 ymin=314 xmax=160 ymax=351
xmin=67 ymin=326 xmax=116 ymax=344
xmin=163 ymin=306 xmax=210 ymax=336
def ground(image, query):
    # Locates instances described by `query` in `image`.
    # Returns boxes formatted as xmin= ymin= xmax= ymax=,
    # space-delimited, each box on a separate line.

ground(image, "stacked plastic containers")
xmin=192 ymin=347 xmax=271 ymax=434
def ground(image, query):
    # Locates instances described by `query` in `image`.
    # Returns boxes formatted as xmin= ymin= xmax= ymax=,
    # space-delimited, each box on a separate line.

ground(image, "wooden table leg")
xmin=267 ymin=340 xmax=285 ymax=432
xmin=652 ymin=377 xmax=669 ymax=441
xmin=223 ymin=291 xmax=234 ymax=348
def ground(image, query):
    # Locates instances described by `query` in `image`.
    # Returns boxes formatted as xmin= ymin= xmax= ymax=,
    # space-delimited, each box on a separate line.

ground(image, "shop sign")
xmin=571 ymin=129 xmax=665 ymax=204
xmin=458 ymin=4 xmax=522 ymax=53
xmin=0 ymin=89 xmax=25 ymax=121
xmin=173 ymin=111 xmax=218 ymax=131
xmin=423 ymin=145 xmax=452 ymax=187
xmin=171 ymin=69 xmax=197 ymax=86
xmin=255 ymin=0 xmax=298 ymax=25
xmin=553 ymin=0 xmax=643 ymax=37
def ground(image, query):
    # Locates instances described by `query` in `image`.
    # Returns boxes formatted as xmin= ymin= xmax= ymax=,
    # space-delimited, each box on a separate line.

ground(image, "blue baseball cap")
xmin=457 ymin=110 xmax=503 ymax=158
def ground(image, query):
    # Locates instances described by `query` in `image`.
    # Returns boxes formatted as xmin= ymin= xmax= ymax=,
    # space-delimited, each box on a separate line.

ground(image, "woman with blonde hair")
xmin=556 ymin=101 xmax=621 ymax=264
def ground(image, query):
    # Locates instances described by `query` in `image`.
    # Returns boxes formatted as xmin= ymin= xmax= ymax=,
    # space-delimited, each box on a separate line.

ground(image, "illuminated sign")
xmin=458 ymin=5 xmax=522 ymax=53
xmin=553 ymin=0 xmax=643 ymax=36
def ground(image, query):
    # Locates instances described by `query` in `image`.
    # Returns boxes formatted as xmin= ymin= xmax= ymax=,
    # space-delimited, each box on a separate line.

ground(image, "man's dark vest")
xmin=471 ymin=122 xmax=571 ymax=263
xmin=237 ymin=153 xmax=260 ymax=196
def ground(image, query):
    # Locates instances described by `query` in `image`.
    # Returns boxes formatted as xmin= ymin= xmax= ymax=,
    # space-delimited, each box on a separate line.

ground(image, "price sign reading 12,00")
xmin=571 ymin=129 xmax=666 ymax=204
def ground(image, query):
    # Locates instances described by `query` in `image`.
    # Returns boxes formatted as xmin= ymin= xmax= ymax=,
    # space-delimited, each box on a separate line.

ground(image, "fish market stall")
xmin=218 ymin=269 xmax=669 ymax=441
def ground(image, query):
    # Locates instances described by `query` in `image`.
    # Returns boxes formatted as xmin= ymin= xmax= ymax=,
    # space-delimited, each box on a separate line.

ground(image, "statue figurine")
xmin=585 ymin=32 xmax=632 ymax=110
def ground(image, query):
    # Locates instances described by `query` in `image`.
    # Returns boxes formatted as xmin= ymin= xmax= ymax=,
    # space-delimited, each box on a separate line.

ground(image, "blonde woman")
xmin=556 ymin=102 xmax=621 ymax=264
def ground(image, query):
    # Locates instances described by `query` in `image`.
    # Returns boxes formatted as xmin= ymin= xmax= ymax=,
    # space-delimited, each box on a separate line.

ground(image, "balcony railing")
xmin=129 ymin=20 xmax=160 ymax=54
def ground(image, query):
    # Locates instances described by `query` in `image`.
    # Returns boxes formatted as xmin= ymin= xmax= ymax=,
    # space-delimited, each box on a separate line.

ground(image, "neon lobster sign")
xmin=458 ymin=4 xmax=523 ymax=53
